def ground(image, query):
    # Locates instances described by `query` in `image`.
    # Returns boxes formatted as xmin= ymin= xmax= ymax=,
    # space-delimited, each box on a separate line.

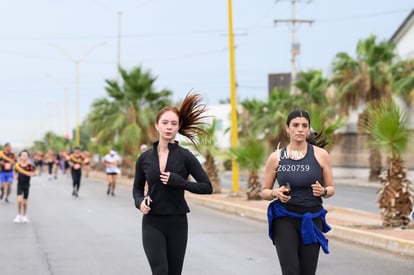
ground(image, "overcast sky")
xmin=0 ymin=0 xmax=412 ymax=148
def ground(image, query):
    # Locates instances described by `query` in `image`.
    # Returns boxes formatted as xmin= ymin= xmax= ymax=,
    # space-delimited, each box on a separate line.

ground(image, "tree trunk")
xmin=368 ymin=147 xmax=382 ymax=182
xmin=203 ymin=154 xmax=221 ymax=194
xmin=246 ymin=172 xmax=262 ymax=200
xmin=377 ymin=157 xmax=414 ymax=227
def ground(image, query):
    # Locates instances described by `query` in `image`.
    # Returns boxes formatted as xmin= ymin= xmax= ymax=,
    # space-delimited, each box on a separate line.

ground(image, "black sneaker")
xmin=0 ymin=191 xmax=3 ymax=200
xmin=107 ymin=188 xmax=110 ymax=195
xmin=72 ymin=190 xmax=76 ymax=196
xmin=111 ymin=192 xmax=115 ymax=197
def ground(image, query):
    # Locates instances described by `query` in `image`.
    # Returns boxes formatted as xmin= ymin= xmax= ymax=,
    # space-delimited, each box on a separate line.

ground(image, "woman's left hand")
xmin=311 ymin=181 xmax=325 ymax=197
xmin=160 ymin=171 xmax=170 ymax=185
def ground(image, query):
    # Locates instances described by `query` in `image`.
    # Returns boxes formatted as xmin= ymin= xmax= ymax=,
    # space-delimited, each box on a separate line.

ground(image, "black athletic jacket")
xmin=133 ymin=141 xmax=212 ymax=215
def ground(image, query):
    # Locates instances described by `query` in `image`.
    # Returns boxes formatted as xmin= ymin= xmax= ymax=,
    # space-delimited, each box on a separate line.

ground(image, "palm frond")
xmin=363 ymin=100 xmax=411 ymax=158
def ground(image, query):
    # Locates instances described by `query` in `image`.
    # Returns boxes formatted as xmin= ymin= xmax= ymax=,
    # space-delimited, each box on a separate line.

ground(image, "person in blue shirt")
xmin=262 ymin=110 xmax=335 ymax=275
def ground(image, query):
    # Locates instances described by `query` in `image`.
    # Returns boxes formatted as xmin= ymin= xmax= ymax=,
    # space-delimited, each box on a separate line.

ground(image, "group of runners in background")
xmin=32 ymin=149 xmax=92 ymax=180
xmin=0 ymin=143 xmax=108 ymax=224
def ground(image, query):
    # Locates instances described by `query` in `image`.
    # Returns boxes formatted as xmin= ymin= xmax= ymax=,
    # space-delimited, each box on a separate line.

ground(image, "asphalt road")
xmin=1 ymin=173 xmax=413 ymax=275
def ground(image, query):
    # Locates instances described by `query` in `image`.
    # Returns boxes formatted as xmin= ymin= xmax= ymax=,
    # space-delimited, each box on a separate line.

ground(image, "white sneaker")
xmin=21 ymin=216 xmax=29 ymax=223
xmin=13 ymin=215 xmax=22 ymax=223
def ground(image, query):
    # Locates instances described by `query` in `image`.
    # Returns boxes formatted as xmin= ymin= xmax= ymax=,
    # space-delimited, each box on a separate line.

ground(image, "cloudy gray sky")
xmin=0 ymin=0 xmax=412 ymax=147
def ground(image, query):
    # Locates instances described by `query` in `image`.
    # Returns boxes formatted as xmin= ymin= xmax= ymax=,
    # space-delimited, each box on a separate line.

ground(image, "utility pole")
xmin=227 ymin=0 xmax=240 ymax=193
xmin=274 ymin=0 xmax=314 ymax=93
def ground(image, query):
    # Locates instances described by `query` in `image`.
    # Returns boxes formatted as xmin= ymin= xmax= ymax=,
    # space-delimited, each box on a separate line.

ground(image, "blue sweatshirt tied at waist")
xmin=267 ymin=200 xmax=331 ymax=254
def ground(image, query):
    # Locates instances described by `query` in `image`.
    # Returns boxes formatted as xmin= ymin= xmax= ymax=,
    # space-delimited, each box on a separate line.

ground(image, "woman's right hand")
xmin=140 ymin=196 xmax=152 ymax=214
xmin=276 ymin=186 xmax=291 ymax=203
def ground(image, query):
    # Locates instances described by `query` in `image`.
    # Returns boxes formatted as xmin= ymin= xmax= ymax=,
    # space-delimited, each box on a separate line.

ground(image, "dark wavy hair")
xmin=156 ymin=93 xmax=210 ymax=149
xmin=286 ymin=109 xmax=328 ymax=148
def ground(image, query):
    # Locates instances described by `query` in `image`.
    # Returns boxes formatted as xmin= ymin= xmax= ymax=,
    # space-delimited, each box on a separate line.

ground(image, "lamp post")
xmin=49 ymin=42 xmax=106 ymax=147
xmin=45 ymin=74 xmax=72 ymax=142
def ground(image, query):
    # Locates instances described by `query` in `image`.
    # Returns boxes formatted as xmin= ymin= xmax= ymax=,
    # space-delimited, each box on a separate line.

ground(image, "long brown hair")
xmin=156 ymin=93 xmax=210 ymax=149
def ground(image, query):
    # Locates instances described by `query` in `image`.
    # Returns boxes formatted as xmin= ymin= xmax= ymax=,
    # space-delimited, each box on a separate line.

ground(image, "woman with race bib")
xmin=262 ymin=110 xmax=335 ymax=275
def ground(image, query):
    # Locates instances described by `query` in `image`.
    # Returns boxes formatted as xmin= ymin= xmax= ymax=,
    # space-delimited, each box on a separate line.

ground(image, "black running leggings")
xmin=71 ymin=168 xmax=82 ymax=191
xmin=272 ymin=216 xmax=322 ymax=275
xmin=142 ymin=214 xmax=188 ymax=275
xmin=47 ymin=162 xmax=53 ymax=174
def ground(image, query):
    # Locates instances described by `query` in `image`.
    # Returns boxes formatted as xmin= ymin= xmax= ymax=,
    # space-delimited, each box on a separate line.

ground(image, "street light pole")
xmin=49 ymin=42 xmax=106 ymax=147
xmin=45 ymin=74 xmax=72 ymax=141
xmin=117 ymin=10 xmax=122 ymax=82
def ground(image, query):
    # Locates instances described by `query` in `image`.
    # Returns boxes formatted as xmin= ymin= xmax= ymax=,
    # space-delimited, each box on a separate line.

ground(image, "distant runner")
xmin=68 ymin=147 xmax=85 ymax=197
xmin=103 ymin=149 xmax=122 ymax=196
xmin=13 ymin=150 xmax=36 ymax=223
xmin=0 ymin=142 xmax=17 ymax=203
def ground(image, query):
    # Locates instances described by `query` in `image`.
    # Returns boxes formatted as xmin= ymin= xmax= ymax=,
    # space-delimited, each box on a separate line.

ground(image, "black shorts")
xmin=17 ymin=184 xmax=30 ymax=200
xmin=106 ymin=172 xmax=119 ymax=176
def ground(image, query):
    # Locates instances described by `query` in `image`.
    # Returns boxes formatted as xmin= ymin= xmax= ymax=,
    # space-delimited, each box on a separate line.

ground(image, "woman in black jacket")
xmin=133 ymin=93 xmax=212 ymax=275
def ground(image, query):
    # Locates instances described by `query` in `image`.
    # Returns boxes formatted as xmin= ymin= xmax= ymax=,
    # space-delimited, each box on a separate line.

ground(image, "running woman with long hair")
xmin=133 ymin=93 xmax=212 ymax=275
xmin=13 ymin=150 xmax=36 ymax=223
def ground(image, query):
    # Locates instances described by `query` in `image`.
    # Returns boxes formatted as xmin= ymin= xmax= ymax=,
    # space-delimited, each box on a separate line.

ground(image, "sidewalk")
xmin=90 ymin=168 xmax=414 ymax=257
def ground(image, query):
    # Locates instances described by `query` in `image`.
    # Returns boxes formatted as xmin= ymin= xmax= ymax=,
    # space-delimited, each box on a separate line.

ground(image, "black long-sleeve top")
xmin=133 ymin=141 xmax=212 ymax=215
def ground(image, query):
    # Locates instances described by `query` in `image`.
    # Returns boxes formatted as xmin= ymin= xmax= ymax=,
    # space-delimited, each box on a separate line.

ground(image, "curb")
xmin=185 ymin=193 xmax=414 ymax=258
xmin=328 ymin=225 xmax=414 ymax=257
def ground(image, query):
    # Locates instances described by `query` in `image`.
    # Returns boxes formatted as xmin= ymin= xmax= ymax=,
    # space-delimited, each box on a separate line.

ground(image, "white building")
xmin=205 ymin=104 xmax=232 ymax=150
xmin=390 ymin=9 xmax=414 ymax=60
xmin=390 ymin=9 xmax=414 ymax=128
xmin=176 ymin=103 xmax=232 ymax=151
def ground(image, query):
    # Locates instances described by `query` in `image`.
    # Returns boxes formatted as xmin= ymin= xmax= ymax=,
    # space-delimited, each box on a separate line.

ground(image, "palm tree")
xmin=392 ymin=59 xmax=414 ymax=106
xmin=186 ymin=119 xmax=223 ymax=194
xmin=331 ymin=34 xmax=396 ymax=181
xmin=241 ymin=88 xmax=304 ymax=151
xmin=362 ymin=99 xmax=414 ymax=227
xmin=87 ymin=66 xmax=172 ymax=156
xmin=295 ymin=70 xmax=346 ymax=151
xmin=230 ymin=137 xmax=268 ymax=200
xmin=31 ymin=131 xmax=68 ymax=153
